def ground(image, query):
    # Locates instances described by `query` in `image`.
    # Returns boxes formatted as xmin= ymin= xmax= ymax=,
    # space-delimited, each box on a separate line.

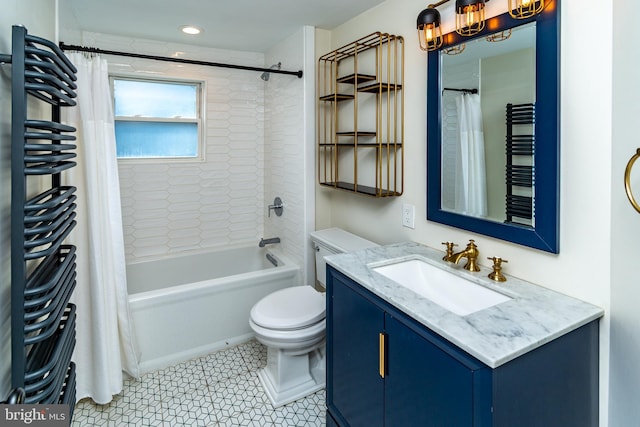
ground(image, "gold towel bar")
xmin=624 ymin=148 xmax=640 ymax=214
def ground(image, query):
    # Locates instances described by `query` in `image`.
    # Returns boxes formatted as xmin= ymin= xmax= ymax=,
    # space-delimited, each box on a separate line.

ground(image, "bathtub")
xmin=127 ymin=246 xmax=299 ymax=373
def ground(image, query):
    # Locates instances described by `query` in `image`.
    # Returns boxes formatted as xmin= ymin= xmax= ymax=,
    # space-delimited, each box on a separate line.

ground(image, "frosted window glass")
xmin=114 ymin=79 xmax=197 ymax=119
xmin=115 ymin=122 xmax=198 ymax=158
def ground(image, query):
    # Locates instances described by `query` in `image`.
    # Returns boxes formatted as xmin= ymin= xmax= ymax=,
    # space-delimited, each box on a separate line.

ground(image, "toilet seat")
xmin=250 ymin=318 xmax=326 ymax=350
xmin=250 ymin=286 xmax=325 ymax=331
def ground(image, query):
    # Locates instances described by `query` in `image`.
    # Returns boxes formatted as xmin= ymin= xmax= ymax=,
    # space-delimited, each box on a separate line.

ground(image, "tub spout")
xmin=259 ymin=237 xmax=280 ymax=247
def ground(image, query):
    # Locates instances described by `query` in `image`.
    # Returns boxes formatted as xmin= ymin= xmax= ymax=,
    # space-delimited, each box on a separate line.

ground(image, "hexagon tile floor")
xmin=71 ymin=340 xmax=326 ymax=426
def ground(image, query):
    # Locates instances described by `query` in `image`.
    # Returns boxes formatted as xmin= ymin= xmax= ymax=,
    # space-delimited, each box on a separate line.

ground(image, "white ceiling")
xmin=59 ymin=0 xmax=387 ymax=53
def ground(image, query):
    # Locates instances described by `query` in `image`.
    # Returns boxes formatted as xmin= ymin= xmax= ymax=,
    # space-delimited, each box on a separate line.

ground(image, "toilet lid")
xmin=251 ymin=286 xmax=326 ymax=330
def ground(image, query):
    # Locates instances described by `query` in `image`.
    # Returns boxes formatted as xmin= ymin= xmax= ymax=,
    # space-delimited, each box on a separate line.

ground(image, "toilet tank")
xmin=310 ymin=228 xmax=378 ymax=288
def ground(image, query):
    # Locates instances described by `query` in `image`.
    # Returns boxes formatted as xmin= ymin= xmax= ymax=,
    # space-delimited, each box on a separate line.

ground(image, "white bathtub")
xmin=127 ymin=246 xmax=299 ymax=373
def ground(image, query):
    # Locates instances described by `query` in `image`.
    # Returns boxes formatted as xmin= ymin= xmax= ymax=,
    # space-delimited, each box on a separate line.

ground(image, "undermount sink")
xmin=371 ymin=258 xmax=511 ymax=316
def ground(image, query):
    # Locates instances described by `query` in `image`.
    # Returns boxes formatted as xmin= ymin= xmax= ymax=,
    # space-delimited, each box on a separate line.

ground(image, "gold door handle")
xmin=379 ymin=332 xmax=386 ymax=378
xmin=624 ymin=148 xmax=640 ymax=214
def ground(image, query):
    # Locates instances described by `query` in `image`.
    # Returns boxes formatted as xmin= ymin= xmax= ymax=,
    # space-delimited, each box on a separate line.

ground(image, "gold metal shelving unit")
xmin=318 ymin=32 xmax=404 ymax=197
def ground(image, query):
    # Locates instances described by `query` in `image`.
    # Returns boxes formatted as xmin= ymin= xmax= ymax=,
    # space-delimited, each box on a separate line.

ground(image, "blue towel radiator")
xmin=4 ymin=25 xmax=78 ymax=414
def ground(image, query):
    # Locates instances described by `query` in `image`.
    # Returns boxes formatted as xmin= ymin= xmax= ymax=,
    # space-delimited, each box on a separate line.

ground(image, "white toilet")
xmin=249 ymin=228 xmax=378 ymax=407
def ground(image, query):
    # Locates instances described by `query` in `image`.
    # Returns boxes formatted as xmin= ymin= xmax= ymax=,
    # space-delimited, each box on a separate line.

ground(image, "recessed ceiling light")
xmin=180 ymin=26 xmax=202 ymax=35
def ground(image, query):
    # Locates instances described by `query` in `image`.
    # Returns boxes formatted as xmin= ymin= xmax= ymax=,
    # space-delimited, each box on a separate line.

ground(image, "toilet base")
xmin=258 ymin=345 xmax=325 ymax=407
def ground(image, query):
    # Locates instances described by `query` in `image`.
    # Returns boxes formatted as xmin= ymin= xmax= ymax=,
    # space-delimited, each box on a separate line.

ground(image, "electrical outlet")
xmin=402 ymin=203 xmax=415 ymax=229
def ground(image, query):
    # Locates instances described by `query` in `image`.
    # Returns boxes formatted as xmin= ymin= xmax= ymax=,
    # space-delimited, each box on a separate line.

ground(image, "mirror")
xmin=427 ymin=2 xmax=559 ymax=253
xmin=440 ymin=22 xmax=536 ymax=224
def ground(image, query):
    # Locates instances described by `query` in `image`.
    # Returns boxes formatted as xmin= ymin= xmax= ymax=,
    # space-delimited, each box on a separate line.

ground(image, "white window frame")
xmin=110 ymin=74 xmax=206 ymax=163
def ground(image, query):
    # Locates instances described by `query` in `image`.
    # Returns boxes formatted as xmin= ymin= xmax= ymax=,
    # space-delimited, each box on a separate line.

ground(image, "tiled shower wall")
xmin=80 ymin=32 xmax=267 ymax=263
xmin=264 ymin=28 xmax=309 ymax=275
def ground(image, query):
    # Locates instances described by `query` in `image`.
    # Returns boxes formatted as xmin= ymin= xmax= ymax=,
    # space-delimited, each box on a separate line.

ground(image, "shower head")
xmin=260 ymin=62 xmax=281 ymax=81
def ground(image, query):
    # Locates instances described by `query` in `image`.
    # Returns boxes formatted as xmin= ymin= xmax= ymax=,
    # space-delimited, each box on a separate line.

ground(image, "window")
xmin=112 ymin=77 xmax=203 ymax=160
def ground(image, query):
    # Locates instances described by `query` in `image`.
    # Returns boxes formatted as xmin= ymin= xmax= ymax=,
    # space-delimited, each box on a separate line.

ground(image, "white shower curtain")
xmin=454 ymin=93 xmax=488 ymax=217
xmin=63 ymin=52 xmax=140 ymax=404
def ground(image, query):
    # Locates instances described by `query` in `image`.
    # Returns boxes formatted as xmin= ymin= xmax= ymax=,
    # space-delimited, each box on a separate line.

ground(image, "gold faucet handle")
xmin=487 ymin=256 xmax=508 ymax=282
xmin=441 ymin=242 xmax=457 ymax=261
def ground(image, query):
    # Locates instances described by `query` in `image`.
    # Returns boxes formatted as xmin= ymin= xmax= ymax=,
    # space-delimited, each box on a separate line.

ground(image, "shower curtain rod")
xmin=58 ymin=42 xmax=303 ymax=78
xmin=443 ymin=87 xmax=478 ymax=94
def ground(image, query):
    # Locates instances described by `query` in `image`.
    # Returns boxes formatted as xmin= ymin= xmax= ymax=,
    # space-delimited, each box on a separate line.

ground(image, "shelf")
xmin=319 ymin=141 xmax=403 ymax=148
xmin=357 ymin=82 xmax=403 ymax=93
xmin=318 ymin=83 xmax=402 ymax=101
xmin=317 ymin=31 xmax=404 ymax=198
xmin=336 ymin=131 xmax=377 ymax=137
xmin=336 ymin=73 xmax=377 ymax=84
xmin=320 ymin=182 xmax=402 ymax=197
xmin=319 ymin=93 xmax=354 ymax=102
xmin=320 ymin=32 xmax=399 ymax=63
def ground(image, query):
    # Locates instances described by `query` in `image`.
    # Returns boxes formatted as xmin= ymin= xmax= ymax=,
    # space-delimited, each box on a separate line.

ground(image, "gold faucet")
xmin=446 ymin=239 xmax=481 ymax=272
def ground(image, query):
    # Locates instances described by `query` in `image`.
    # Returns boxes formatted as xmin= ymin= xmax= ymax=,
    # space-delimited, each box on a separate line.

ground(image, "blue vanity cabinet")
xmin=384 ymin=315 xmax=492 ymax=426
xmin=327 ymin=266 xmax=492 ymax=427
xmin=328 ymin=267 xmax=385 ymax=427
xmin=326 ymin=265 xmax=599 ymax=427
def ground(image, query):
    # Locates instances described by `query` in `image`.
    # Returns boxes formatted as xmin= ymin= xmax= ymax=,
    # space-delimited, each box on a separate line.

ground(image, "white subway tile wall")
xmin=82 ymin=32 xmax=268 ymax=263
xmin=263 ymin=29 xmax=307 ymax=272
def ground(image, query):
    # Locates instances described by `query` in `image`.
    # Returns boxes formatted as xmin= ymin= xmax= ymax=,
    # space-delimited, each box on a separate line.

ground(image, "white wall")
xmin=609 ymin=0 xmax=640 ymax=423
xmin=0 ymin=0 xmax=58 ymax=400
xmin=264 ymin=26 xmax=316 ymax=285
xmin=315 ymin=29 xmax=333 ymax=231
xmin=319 ymin=0 xmax=614 ymax=423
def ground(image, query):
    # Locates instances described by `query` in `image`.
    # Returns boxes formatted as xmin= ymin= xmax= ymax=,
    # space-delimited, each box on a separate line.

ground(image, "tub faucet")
xmin=446 ymin=239 xmax=481 ymax=272
xmin=259 ymin=237 xmax=280 ymax=247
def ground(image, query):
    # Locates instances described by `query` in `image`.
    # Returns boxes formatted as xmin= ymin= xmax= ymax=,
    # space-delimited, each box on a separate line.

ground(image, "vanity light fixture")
xmin=180 ymin=25 xmax=202 ymax=35
xmin=455 ymin=0 xmax=486 ymax=36
xmin=509 ymin=0 xmax=544 ymax=19
xmin=417 ymin=5 xmax=444 ymax=51
xmin=417 ymin=0 xmax=486 ymax=52
xmin=417 ymin=0 xmax=546 ymax=51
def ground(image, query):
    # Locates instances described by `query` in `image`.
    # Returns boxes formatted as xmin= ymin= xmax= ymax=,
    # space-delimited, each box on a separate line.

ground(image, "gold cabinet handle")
xmin=624 ymin=148 xmax=640 ymax=214
xmin=379 ymin=332 xmax=386 ymax=378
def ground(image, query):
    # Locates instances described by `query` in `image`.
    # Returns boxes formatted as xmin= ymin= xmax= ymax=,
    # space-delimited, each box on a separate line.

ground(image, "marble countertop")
xmin=325 ymin=241 xmax=604 ymax=368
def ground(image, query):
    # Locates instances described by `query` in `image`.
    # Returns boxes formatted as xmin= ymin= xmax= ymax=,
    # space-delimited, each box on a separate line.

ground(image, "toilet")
xmin=249 ymin=228 xmax=378 ymax=407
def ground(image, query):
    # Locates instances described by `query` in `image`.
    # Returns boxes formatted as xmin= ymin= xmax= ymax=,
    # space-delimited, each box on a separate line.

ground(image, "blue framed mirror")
xmin=426 ymin=1 xmax=559 ymax=253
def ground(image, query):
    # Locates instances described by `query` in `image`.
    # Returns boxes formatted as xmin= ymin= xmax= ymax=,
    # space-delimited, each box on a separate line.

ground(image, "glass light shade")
xmin=455 ymin=0 xmax=486 ymax=36
xmin=509 ymin=0 xmax=545 ymax=19
xmin=417 ymin=8 xmax=443 ymax=51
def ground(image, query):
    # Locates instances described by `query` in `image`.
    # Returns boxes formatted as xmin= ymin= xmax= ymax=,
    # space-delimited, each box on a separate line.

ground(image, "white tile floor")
xmin=71 ymin=340 xmax=326 ymax=426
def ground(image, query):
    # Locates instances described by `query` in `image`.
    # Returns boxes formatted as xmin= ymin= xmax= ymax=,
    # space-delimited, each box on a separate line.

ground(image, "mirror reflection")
xmin=440 ymin=22 xmax=536 ymax=226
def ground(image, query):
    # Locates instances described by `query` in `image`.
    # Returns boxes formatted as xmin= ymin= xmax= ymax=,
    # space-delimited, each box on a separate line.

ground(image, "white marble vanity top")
xmin=325 ymin=241 xmax=604 ymax=368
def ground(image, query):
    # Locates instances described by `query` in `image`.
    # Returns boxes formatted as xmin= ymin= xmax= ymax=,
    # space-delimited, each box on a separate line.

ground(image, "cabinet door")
xmin=384 ymin=315 xmax=476 ymax=427
xmin=328 ymin=270 xmax=384 ymax=427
